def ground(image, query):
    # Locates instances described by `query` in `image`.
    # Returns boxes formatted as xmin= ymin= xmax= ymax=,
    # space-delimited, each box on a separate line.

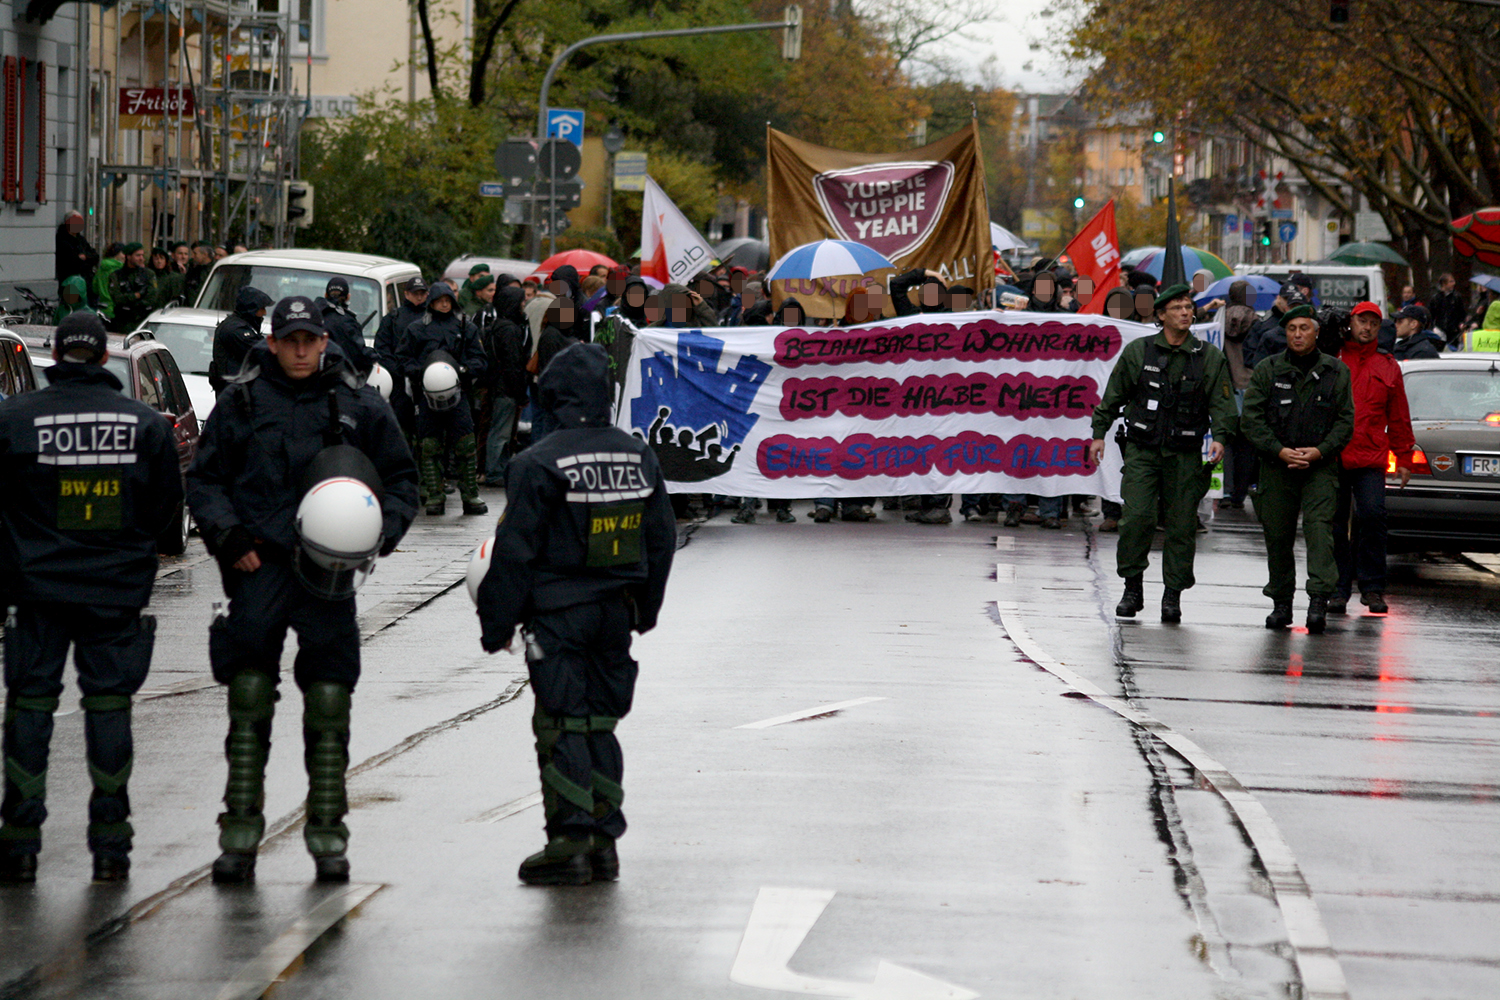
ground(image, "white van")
xmin=192 ymin=249 xmax=422 ymax=338
xmin=1234 ymin=262 xmax=1388 ymax=314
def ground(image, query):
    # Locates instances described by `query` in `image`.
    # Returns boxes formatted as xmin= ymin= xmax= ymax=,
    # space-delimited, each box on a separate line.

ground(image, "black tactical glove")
xmin=213 ymin=525 xmax=256 ymax=570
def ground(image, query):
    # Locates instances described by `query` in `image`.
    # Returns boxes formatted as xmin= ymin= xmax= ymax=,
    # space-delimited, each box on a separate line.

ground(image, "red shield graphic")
xmin=812 ymin=161 xmax=955 ymax=261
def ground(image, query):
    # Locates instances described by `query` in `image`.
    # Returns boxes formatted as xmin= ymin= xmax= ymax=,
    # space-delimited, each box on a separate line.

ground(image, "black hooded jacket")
xmin=549 ymin=265 xmax=582 ymax=306
xmin=396 ymin=281 xmax=486 ymax=383
xmin=475 ymin=343 xmax=675 ymax=651
xmin=773 ymin=297 xmax=808 ymax=326
xmin=615 ymin=277 xmax=649 ymax=327
xmin=536 ymin=296 xmax=586 ymax=376
xmin=375 ymin=298 xmax=427 ymax=384
xmin=889 ymin=268 xmax=949 ymax=316
xmin=477 ymin=285 xmax=530 ymax=402
xmin=210 ymin=287 xmax=274 ymax=392
xmin=0 ymin=362 xmax=182 ymax=608
xmin=187 ymin=340 xmax=418 ymax=558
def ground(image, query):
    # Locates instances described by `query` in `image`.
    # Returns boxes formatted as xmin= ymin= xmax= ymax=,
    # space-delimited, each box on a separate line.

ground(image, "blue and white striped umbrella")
xmin=765 ymin=239 xmax=896 ymax=281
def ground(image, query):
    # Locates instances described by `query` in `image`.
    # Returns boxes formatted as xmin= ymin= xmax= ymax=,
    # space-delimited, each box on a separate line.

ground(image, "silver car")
xmin=1387 ymin=354 xmax=1500 ymax=553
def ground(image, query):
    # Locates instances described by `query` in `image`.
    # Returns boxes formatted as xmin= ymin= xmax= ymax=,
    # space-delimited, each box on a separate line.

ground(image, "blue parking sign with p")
xmin=547 ymin=109 xmax=585 ymax=148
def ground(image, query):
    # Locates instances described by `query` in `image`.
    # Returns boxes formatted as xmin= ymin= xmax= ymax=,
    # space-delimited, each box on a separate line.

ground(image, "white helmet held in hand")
xmin=295 ymin=476 xmax=384 ymax=599
xmin=367 ymin=363 xmax=393 ymax=401
xmin=422 ymin=360 xmax=461 ymax=411
xmin=466 ymin=535 xmax=493 ymax=605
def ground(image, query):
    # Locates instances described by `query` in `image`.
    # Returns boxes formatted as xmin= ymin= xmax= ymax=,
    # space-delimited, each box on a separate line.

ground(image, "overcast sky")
xmin=943 ymin=6 xmax=1085 ymax=94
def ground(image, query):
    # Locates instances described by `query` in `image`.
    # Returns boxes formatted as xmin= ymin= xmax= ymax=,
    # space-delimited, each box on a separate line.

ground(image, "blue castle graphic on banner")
xmin=630 ymin=331 xmax=771 ymax=482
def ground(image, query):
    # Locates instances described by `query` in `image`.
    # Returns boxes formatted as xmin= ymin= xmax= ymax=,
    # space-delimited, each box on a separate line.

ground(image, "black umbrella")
xmin=714 ymin=237 xmax=770 ymax=272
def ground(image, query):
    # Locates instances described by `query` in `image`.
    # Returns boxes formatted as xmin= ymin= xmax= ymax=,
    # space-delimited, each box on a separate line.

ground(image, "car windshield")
xmin=198 ymin=264 xmax=382 ymax=335
xmin=103 ymin=355 xmax=132 ymax=395
xmin=145 ymin=321 xmax=214 ymax=374
xmin=1403 ymin=370 xmax=1500 ymax=421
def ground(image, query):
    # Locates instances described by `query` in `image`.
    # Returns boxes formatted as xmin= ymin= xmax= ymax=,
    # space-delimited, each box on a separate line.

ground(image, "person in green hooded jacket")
xmin=93 ymin=243 xmax=125 ymax=323
xmin=51 ymin=274 xmax=95 ymax=324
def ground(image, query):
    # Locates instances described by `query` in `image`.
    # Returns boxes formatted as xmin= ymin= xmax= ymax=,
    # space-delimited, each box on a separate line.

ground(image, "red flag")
xmin=1062 ymin=200 xmax=1120 ymax=315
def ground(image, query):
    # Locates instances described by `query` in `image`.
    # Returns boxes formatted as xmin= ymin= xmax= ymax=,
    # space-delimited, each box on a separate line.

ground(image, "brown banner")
xmin=767 ymin=123 xmax=994 ymax=316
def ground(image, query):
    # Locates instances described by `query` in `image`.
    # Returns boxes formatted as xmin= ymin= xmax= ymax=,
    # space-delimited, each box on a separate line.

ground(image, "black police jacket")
xmin=398 ymin=307 xmax=487 ymax=384
xmin=317 ymin=298 xmax=376 ymax=376
xmin=476 ymin=344 xmax=675 ymax=652
xmin=0 ymin=363 xmax=183 ymax=608
xmin=186 ymin=342 xmax=419 ymax=558
xmin=211 ymin=313 xmax=263 ymax=393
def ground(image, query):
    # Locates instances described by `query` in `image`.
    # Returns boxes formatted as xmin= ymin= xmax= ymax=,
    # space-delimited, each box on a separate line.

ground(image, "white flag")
xmin=641 ymin=177 xmax=716 ymax=287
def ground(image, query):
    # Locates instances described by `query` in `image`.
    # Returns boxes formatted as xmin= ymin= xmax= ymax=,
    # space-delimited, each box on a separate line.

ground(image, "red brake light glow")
xmin=1389 ymin=449 xmax=1431 ymax=475
xmin=1485 ymin=412 xmax=1500 ymax=426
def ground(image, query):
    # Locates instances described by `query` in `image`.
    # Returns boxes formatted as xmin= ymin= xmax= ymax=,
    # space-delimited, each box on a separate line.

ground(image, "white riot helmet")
xmin=294 ymin=446 xmax=386 ymax=600
xmin=422 ymin=359 xmax=461 ymax=411
xmin=466 ymin=535 xmax=493 ymax=605
xmin=367 ymin=363 xmax=393 ymax=401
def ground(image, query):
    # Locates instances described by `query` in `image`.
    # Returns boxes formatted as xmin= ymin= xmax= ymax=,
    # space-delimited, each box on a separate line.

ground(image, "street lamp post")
xmin=602 ymin=124 xmax=625 ymax=238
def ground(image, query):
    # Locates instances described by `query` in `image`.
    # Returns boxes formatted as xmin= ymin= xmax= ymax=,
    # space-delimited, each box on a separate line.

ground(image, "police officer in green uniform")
xmin=1240 ymin=305 xmax=1354 ymax=633
xmin=1088 ymin=284 xmax=1236 ymax=623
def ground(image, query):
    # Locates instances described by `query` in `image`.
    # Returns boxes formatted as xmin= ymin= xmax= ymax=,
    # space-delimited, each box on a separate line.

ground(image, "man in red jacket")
xmin=1333 ymin=302 xmax=1415 ymax=614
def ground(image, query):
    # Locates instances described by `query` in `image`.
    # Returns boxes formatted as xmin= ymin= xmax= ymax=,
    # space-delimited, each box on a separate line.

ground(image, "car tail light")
xmin=1390 ymin=448 xmax=1431 ymax=475
xmin=1485 ymin=412 xmax=1500 ymax=426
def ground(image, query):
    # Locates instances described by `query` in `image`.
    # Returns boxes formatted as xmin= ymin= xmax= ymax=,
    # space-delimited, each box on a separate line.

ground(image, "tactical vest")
xmin=1123 ymin=341 xmax=1211 ymax=452
xmin=1267 ymin=359 xmax=1340 ymax=450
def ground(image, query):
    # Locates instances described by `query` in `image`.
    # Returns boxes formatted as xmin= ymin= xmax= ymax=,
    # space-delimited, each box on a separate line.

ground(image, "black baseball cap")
xmin=325 ymin=276 xmax=350 ymax=297
xmin=404 ymin=276 xmax=428 ymax=293
xmin=1280 ymin=282 xmax=1310 ymax=307
xmin=270 ymin=296 xmax=324 ymax=339
xmin=1397 ymin=304 xmax=1430 ymax=325
xmin=55 ymin=311 xmax=108 ymax=362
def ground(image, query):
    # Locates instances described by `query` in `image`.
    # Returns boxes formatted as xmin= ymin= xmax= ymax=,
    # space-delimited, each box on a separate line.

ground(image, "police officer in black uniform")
xmin=317 ymin=276 xmax=376 ymax=377
xmin=374 ymin=276 xmax=427 ymax=442
xmin=476 ymin=343 xmax=675 ymax=886
xmin=398 ymin=280 xmax=488 ymax=516
xmin=210 ymin=286 xmax=274 ymax=393
xmin=0 ymin=313 xmax=182 ymax=882
xmin=187 ymin=297 xmax=418 ymax=884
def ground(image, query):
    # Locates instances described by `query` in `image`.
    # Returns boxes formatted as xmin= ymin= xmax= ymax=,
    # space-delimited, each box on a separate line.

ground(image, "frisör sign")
xmin=118 ymin=87 xmax=196 ymax=128
xmin=812 ymin=162 xmax=955 ymax=261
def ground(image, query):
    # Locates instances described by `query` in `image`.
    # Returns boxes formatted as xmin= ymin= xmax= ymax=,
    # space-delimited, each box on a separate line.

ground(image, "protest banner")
xmin=766 ymin=123 xmax=994 ymax=309
xmin=616 ymin=311 xmax=1161 ymax=501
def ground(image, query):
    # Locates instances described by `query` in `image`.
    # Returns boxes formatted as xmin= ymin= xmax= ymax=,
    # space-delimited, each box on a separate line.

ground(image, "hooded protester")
xmin=54 ymin=210 xmax=98 ymax=289
xmin=889 ymin=268 xmax=948 ymax=317
xmin=474 ymin=342 xmax=675 ymax=887
xmin=316 ymin=276 xmax=376 ymax=376
xmin=108 ymin=243 xmax=156 ymax=332
xmin=210 ymin=286 xmax=274 ymax=393
xmin=596 ymin=276 xmax=649 ymax=389
xmin=772 ymin=296 xmax=808 ymax=327
xmin=1022 ymin=270 xmax=1063 ymax=313
xmin=536 ymin=296 xmax=585 ymax=378
xmin=397 ymin=280 xmax=488 ymax=515
xmin=655 ymin=283 xmax=718 ymax=328
xmin=475 ymin=283 xmax=530 ymax=484
xmin=51 ymin=274 xmax=95 ymax=324
xmin=548 ymin=265 xmax=583 ymax=309
xmin=93 ymin=243 xmax=126 ymax=322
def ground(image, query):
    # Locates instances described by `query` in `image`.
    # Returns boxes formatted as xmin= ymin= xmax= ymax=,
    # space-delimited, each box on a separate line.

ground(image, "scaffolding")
xmin=88 ymin=0 xmax=309 ymax=251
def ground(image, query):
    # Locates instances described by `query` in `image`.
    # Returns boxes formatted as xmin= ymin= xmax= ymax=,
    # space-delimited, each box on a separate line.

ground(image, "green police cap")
xmin=1153 ymin=283 xmax=1192 ymax=311
xmin=1279 ymin=304 xmax=1317 ymax=328
xmin=468 ymin=263 xmax=490 ymax=276
xmin=122 ymin=241 xmax=143 ymax=255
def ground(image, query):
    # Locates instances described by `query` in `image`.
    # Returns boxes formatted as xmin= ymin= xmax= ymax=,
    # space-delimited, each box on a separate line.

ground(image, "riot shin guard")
xmin=302 ymin=681 xmax=351 ymax=874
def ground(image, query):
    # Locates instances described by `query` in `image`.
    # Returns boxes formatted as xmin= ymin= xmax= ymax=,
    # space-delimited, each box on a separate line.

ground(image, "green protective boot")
xmin=455 ymin=434 xmax=488 ymax=514
xmin=80 ymin=693 xmax=135 ymax=866
xmin=419 ymin=436 xmax=445 ymax=515
xmin=518 ymin=835 xmax=593 ymax=886
xmin=213 ymin=671 xmax=274 ymax=883
xmin=1 ymin=693 xmax=59 ymax=862
xmin=302 ymin=682 xmax=351 ymax=882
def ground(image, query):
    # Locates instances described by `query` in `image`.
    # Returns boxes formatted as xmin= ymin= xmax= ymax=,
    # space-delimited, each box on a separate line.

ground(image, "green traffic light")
xmin=1260 ymin=236 xmax=1271 ymax=246
xmin=1152 ymin=130 xmax=1166 ymax=143
xmin=1073 ymin=197 xmax=1085 ymax=209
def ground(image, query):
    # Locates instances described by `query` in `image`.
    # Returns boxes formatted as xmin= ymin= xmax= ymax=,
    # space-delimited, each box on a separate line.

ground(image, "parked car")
xmin=0 ymin=328 xmax=40 ymax=398
xmin=136 ymin=308 xmax=221 ymax=419
xmin=1234 ymin=262 xmax=1387 ymax=314
xmin=23 ymin=328 xmax=200 ymax=555
xmin=1387 ymin=355 xmax=1500 ymax=553
xmin=190 ymin=248 xmax=421 ymax=341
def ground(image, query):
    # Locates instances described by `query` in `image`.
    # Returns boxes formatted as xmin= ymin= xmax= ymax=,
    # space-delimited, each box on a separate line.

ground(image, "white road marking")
xmin=472 ymin=791 xmax=543 ymax=824
xmin=994 ymin=595 xmax=1350 ymax=1000
xmin=213 ymin=882 xmax=383 ymax=1000
xmin=736 ymin=697 xmax=887 ymax=730
xmin=729 ymin=886 xmax=979 ymax=999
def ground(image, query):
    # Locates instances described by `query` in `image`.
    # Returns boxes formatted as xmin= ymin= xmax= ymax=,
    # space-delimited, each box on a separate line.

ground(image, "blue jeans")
xmin=1334 ymin=467 xmax=1387 ymax=597
xmin=1001 ymin=494 xmax=1065 ymax=518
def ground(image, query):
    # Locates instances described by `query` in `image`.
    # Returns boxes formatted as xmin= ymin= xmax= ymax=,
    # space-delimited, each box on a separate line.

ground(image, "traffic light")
xmin=1259 ymin=221 xmax=1273 ymax=246
xmin=782 ymin=5 xmax=802 ymax=60
xmin=283 ymin=179 xmax=315 ymax=228
xmin=1330 ymin=0 xmax=1351 ymax=24
xmin=1151 ymin=130 xmax=1166 ymax=144
xmin=1073 ymin=196 xmax=1085 ymax=209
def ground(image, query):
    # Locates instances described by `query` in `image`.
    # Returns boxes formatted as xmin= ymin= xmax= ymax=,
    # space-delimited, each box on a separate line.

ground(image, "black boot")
xmin=1362 ymin=591 xmax=1388 ymax=614
xmin=212 ymin=851 xmax=256 ymax=884
xmin=1306 ymin=596 xmax=1328 ymax=634
xmin=1265 ymin=602 xmax=1294 ymax=629
xmin=518 ymin=836 xmax=593 ymax=886
xmin=590 ymin=834 xmax=619 ymax=882
xmin=1115 ymin=576 xmax=1145 ymax=618
xmin=1003 ymin=502 xmax=1024 ymax=527
xmin=92 ymin=853 xmax=130 ymax=882
xmin=1161 ymin=587 xmax=1182 ymax=624
xmin=315 ymin=855 xmax=351 ymax=883
xmin=0 ymin=850 xmax=37 ymax=884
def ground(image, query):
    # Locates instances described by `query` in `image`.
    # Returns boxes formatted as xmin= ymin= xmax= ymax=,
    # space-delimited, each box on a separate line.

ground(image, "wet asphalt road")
xmin=1 ymin=491 xmax=1496 ymax=1000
